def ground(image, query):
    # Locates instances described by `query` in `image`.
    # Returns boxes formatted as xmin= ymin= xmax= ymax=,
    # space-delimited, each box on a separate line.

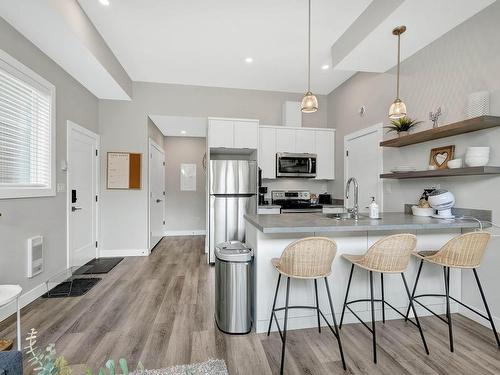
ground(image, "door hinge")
xmin=346 ymin=150 xmax=349 ymax=157
xmin=96 ymin=149 xmax=98 ymax=156
xmin=150 ymin=153 xmax=153 ymax=159
xmin=95 ymin=241 xmax=98 ymax=248
xmin=163 ymin=161 xmax=165 ymax=166
xmin=163 ymin=220 xmax=165 ymax=225
xmin=95 ymin=195 xmax=98 ymax=202
xmin=163 ymin=191 xmax=165 ymax=196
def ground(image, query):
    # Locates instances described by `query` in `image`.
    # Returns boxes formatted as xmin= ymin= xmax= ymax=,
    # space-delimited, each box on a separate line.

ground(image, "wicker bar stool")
xmin=339 ymin=234 xmax=429 ymax=364
xmin=404 ymin=231 xmax=499 ymax=352
xmin=267 ymin=237 xmax=346 ymax=374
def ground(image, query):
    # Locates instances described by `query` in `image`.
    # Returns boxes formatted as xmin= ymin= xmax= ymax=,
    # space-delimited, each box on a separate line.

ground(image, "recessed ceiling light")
xmin=245 ymin=57 xmax=253 ymax=64
xmin=180 ymin=130 xmax=186 ymax=135
xmin=321 ymin=64 xmax=330 ymax=70
xmin=99 ymin=0 xmax=110 ymax=6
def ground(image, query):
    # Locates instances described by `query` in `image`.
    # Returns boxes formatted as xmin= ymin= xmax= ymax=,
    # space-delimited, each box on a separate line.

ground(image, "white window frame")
xmin=0 ymin=48 xmax=56 ymax=199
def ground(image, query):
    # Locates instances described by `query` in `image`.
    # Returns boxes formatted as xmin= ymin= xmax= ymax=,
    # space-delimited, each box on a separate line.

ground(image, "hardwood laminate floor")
xmin=1 ymin=236 xmax=499 ymax=374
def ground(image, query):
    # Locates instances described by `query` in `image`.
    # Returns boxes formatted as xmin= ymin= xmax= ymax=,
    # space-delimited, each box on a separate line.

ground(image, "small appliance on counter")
xmin=411 ymin=188 xmax=437 ymax=217
xmin=318 ymin=193 xmax=332 ymax=205
xmin=428 ymin=189 xmax=455 ymax=219
xmin=259 ymin=186 xmax=268 ymax=205
xmin=272 ymin=190 xmax=322 ymax=213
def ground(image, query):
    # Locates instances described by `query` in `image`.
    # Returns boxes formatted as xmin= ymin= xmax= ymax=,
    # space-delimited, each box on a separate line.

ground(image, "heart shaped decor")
xmin=434 ymin=152 xmax=448 ymax=166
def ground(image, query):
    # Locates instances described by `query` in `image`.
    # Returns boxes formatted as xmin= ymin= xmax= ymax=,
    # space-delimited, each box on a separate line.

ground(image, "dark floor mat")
xmin=75 ymin=257 xmax=124 ymax=275
xmin=42 ymin=278 xmax=101 ymax=298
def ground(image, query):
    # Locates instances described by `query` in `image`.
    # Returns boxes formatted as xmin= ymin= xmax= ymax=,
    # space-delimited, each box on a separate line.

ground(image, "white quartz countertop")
xmin=245 ymin=212 xmax=484 ymax=234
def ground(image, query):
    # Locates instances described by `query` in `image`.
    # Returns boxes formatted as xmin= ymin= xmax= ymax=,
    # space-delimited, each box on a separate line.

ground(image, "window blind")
xmin=0 ymin=67 xmax=52 ymax=188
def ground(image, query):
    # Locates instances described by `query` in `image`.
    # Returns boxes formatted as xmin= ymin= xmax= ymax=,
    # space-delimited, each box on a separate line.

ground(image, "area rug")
xmin=134 ymin=359 xmax=228 ymax=375
xmin=75 ymin=257 xmax=124 ymax=275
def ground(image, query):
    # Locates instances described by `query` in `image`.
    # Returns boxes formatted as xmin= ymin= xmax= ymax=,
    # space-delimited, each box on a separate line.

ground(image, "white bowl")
xmin=411 ymin=206 xmax=435 ymax=217
xmin=466 ymin=146 xmax=490 ymax=154
xmin=465 ymin=156 xmax=489 ymax=167
xmin=447 ymin=159 xmax=463 ymax=169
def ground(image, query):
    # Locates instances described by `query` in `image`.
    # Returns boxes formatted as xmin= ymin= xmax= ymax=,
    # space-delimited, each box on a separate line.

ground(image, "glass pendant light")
xmin=301 ymin=0 xmax=318 ymax=113
xmin=389 ymin=25 xmax=407 ymax=119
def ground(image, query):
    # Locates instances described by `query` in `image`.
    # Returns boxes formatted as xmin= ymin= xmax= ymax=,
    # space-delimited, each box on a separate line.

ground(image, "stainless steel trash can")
xmin=215 ymin=241 xmax=253 ymax=334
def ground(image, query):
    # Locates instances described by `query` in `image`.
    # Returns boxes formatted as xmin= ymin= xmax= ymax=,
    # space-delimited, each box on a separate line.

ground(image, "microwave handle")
xmin=308 ymin=158 xmax=312 ymax=173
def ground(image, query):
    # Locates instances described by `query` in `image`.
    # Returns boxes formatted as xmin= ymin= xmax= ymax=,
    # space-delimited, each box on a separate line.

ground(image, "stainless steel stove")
xmin=271 ymin=190 xmax=322 ymax=213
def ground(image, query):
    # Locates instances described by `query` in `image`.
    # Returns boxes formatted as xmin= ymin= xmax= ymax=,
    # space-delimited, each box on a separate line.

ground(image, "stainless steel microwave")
xmin=276 ymin=153 xmax=317 ymax=178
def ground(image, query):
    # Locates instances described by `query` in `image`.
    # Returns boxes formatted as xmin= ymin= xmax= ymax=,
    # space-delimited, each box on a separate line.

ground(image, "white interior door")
xmin=68 ymin=121 xmax=99 ymax=268
xmin=149 ymin=139 xmax=165 ymax=250
xmin=344 ymin=124 xmax=383 ymax=212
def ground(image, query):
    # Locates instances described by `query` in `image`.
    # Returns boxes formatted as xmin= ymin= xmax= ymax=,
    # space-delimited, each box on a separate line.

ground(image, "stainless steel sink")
xmin=326 ymin=212 xmax=367 ymax=221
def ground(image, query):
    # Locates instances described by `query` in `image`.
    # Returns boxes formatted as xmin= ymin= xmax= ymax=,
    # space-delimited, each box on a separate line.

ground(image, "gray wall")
xmin=327 ymin=1 xmax=500 ymax=324
xmin=164 ymin=137 xmax=206 ymax=232
xmin=99 ymin=82 xmax=328 ymax=253
xmin=0 ymin=18 xmax=98 ymax=298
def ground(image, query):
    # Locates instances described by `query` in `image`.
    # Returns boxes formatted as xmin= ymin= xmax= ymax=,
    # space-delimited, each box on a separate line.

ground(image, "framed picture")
xmin=429 ymin=145 xmax=455 ymax=169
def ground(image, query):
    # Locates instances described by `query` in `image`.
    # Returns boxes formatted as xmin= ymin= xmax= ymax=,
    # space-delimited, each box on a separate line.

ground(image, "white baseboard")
xmin=99 ymin=248 xmax=149 ymax=257
xmin=459 ymin=305 xmax=500 ymax=333
xmin=0 ymin=282 xmax=46 ymax=322
xmin=165 ymin=229 xmax=206 ymax=236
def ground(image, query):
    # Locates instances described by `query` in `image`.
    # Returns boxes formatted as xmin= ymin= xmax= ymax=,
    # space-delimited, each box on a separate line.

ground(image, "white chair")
xmin=0 ymin=285 xmax=22 ymax=350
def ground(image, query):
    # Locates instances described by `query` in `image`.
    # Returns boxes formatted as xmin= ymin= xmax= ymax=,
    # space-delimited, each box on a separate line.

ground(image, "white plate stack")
xmin=391 ymin=166 xmax=417 ymax=173
xmin=465 ymin=147 xmax=490 ymax=167
xmin=466 ymin=91 xmax=490 ymax=119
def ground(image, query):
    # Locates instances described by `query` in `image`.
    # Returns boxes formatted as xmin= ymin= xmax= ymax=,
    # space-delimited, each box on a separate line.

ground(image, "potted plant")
xmin=385 ymin=117 xmax=422 ymax=137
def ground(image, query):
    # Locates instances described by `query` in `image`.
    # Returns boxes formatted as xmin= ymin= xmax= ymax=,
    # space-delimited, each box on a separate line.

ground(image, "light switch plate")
xmin=57 ymin=183 xmax=66 ymax=193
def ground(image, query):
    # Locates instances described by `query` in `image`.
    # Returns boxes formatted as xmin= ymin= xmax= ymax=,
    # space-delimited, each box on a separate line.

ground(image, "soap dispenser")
xmin=368 ymin=196 xmax=380 ymax=219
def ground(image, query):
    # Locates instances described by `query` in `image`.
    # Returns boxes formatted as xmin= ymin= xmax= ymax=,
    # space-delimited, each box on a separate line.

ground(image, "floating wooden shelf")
xmin=380 ymin=115 xmax=500 ymax=147
xmin=380 ymin=166 xmax=500 ymax=179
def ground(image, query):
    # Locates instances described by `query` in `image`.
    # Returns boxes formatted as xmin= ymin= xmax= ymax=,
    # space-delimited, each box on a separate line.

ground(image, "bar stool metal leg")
xmin=444 ymin=266 xmax=454 ymax=352
xmin=401 ymin=273 xmax=429 ymax=355
xmin=280 ymin=277 xmax=291 ymax=375
xmin=473 ymin=268 xmax=500 ymax=348
xmin=381 ymin=273 xmax=386 ymax=324
xmin=314 ymin=279 xmax=321 ymax=333
xmin=268 ymin=274 xmax=281 ymax=336
xmin=324 ymin=277 xmax=347 ymax=370
xmin=405 ymin=259 xmax=423 ymax=321
xmin=16 ymin=296 xmax=21 ymax=351
xmin=340 ymin=264 xmax=354 ymax=328
xmin=369 ymin=271 xmax=377 ymax=363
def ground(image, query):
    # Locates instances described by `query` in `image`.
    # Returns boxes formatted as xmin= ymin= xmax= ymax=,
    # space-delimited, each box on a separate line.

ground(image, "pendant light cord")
xmin=396 ymin=32 xmax=400 ymax=99
xmin=307 ymin=0 xmax=311 ymax=92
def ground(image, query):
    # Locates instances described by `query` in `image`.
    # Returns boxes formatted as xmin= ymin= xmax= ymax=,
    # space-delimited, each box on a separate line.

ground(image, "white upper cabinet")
xmin=208 ymin=119 xmax=234 ymax=148
xmin=234 ymin=121 xmax=259 ymax=149
xmin=294 ymin=129 xmax=315 ymax=153
xmin=208 ymin=118 xmax=259 ymax=149
xmin=259 ymin=127 xmax=276 ymax=179
xmin=315 ymin=130 xmax=335 ymax=180
xmin=258 ymin=125 xmax=335 ymax=180
xmin=276 ymin=128 xmax=295 ymax=152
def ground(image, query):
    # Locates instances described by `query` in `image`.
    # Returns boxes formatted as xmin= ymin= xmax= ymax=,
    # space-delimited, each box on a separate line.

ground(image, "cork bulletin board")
xmin=107 ymin=152 xmax=142 ymax=189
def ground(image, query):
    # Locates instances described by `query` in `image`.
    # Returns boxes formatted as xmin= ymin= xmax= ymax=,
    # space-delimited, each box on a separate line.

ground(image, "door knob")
xmin=71 ymin=206 xmax=82 ymax=212
xmin=156 ymin=199 xmax=162 ymax=203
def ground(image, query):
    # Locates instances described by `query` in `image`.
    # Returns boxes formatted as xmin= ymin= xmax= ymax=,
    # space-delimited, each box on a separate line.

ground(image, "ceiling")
xmin=77 ymin=0 xmax=372 ymax=95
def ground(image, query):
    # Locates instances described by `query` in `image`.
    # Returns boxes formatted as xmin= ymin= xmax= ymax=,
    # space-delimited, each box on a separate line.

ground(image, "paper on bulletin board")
xmin=180 ymin=163 xmax=196 ymax=191
xmin=108 ymin=153 xmax=130 ymax=189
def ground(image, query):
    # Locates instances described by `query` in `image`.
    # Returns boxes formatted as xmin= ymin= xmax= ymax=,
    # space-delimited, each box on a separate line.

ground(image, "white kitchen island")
xmin=244 ymin=212 xmax=483 ymax=333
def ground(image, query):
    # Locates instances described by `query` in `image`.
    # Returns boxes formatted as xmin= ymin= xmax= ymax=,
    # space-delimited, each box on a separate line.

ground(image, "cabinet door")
xmin=259 ymin=127 xmax=276 ymax=179
xmin=208 ymin=119 xmax=234 ymax=148
xmin=315 ymin=130 xmax=335 ymax=179
xmin=276 ymin=128 xmax=295 ymax=152
xmin=234 ymin=121 xmax=258 ymax=149
xmin=294 ymin=129 xmax=315 ymax=153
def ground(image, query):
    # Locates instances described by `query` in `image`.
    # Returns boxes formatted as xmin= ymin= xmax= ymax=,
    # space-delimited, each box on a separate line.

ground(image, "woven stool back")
xmin=360 ymin=234 xmax=417 ymax=273
xmin=426 ymin=231 xmax=491 ymax=268
xmin=277 ymin=237 xmax=337 ymax=279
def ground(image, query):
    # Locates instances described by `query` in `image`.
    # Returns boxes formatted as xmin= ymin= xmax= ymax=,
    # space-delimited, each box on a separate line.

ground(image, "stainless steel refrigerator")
xmin=209 ymin=160 xmax=257 ymax=263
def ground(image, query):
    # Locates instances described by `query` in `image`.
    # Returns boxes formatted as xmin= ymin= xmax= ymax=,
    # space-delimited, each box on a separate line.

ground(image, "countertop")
xmin=244 ymin=212 xmax=485 ymax=234
xmin=258 ymin=205 xmax=281 ymax=209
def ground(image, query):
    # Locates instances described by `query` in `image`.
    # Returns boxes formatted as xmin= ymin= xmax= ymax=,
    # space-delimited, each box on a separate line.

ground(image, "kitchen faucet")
xmin=345 ymin=177 xmax=359 ymax=220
